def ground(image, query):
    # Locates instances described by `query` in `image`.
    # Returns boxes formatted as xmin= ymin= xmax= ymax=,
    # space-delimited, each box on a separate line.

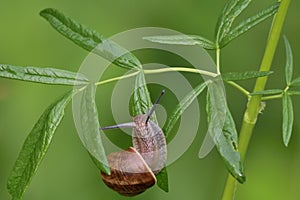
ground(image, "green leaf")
xmin=215 ymin=0 xmax=251 ymax=46
xmin=250 ymin=89 xmax=283 ymax=96
xmin=156 ymin=167 xmax=169 ymax=192
xmin=163 ymin=82 xmax=207 ymax=138
xmin=0 ymin=64 xmax=88 ymax=85
xmin=40 ymin=8 xmax=141 ymax=70
xmin=132 ymin=72 xmax=156 ymax=121
xmin=7 ymin=90 xmax=74 ymax=199
xmin=220 ymin=2 xmax=279 ymax=47
xmin=80 ymin=84 xmax=109 ymax=174
xmin=291 ymin=77 xmax=300 ymax=86
xmin=206 ymin=81 xmax=245 ymax=183
xmin=288 ymin=90 xmax=300 ymax=95
xmin=282 ymin=93 xmax=294 ymax=147
xmin=143 ymin=35 xmax=216 ymax=50
xmin=283 ymin=36 xmax=293 ymax=85
xmin=222 ymin=71 xmax=273 ymax=81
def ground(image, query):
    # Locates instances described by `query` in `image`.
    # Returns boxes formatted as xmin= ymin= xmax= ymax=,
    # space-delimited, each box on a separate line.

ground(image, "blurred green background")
xmin=0 ymin=0 xmax=299 ymax=199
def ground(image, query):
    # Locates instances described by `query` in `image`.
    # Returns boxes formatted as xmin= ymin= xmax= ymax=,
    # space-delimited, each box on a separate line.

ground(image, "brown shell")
xmin=101 ymin=147 xmax=156 ymax=196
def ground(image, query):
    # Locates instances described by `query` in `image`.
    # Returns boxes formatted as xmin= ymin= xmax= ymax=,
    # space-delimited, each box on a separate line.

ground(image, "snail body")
xmin=100 ymin=90 xmax=167 ymax=196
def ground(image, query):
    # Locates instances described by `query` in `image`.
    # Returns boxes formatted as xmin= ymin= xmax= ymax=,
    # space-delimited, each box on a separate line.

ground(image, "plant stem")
xmin=95 ymin=70 xmax=140 ymax=86
xmin=226 ymin=81 xmax=250 ymax=97
xmin=221 ymin=0 xmax=291 ymax=199
xmin=94 ymin=67 xmax=218 ymax=87
xmin=261 ymin=93 xmax=283 ymax=101
xmin=143 ymin=67 xmax=218 ymax=77
xmin=216 ymin=48 xmax=221 ymax=74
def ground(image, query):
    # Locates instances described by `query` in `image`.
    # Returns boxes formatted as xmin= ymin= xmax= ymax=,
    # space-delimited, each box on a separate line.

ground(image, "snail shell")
xmin=101 ymin=147 xmax=156 ymax=196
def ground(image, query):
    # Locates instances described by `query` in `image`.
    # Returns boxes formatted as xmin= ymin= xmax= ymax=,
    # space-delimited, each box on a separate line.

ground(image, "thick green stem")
xmin=221 ymin=0 xmax=291 ymax=199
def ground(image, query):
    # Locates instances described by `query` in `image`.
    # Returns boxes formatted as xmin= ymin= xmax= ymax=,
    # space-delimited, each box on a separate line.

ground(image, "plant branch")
xmin=226 ymin=81 xmax=250 ymax=97
xmin=143 ymin=67 xmax=218 ymax=77
xmin=216 ymin=48 xmax=221 ymax=74
xmin=261 ymin=93 xmax=283 ymax=100
xmin=95 ymin=70 xmax=140 ymax=86
xmin=221 ymin=0 xmax=291 ymax=199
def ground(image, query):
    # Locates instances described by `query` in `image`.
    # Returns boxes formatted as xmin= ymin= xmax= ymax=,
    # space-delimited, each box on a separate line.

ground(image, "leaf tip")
xmin=283 ymin=136 xmax=290 ymax=147
xmin=39 ymin=8 xmax=52 ymax=16
xmin=102 ymin=166 xmax=111 ymax=176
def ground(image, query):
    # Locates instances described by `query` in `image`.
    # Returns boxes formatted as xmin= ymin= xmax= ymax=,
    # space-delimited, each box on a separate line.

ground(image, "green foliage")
xmin=80 ymin=84 xmax=110 ymax=174
xmin=7 ymin=91 xmax=74 ymax=199
xmin=143 ymin=35 xmax=216 ymax=50
xmin=282 ymin=93 xmax=294 ymax=147
xmin=40 ymin=8 xmax=141 ymax=70
xmin=250 ymin=89 xmax=283 ymax=96
xmin=0 ymin=64 xmax=88 ymax=85
xmin=163 ymin=82 xmax=207 ymax=138
xmin=144 ymin=0 xmax=278 ymax=50
xmin=291 ymin=77 xmax=300 ymax=86
xmin=2 ymin=1 xmax=293 ymax=198
xmin=284 ymin=36 xmax=293 ymax=85
xmin=132 ymin=72 xmax=156 ymax=120
xmin=215 ymin=0 xmax=251 ymax=46
xmin=206 ymin=81 xmax=245 ymax=183
xmin=288 ymin=90 xmax=300 ymax=95
xmin=281 ymin=36 xmax=295 ymax=147
xmin=219 ymin=2 xmax=280 ymax=47
xmin=222 ymin=71 xmax=273 ymax=81
xmin=156 ymin=167 xmax=169 ymax=193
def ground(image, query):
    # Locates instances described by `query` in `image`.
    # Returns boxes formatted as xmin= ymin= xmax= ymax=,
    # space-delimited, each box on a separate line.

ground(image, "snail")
xmin=100 ymin=90 xmax=167 ymax=196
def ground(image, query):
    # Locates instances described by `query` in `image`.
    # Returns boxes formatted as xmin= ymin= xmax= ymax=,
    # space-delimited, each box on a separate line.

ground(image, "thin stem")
xmin=143 ymin=67 xmax=218 ymax=77
xmin=226 ymin=81 xmax=250 ymax=97
xmin=261 ymin=93 xmax=283 ymax=101
xmin=95 ymin=70 xmax=140 ymax=86
xmin=221 ymin=0 xmax=291 ymax=199
xmin=93 ymin=67 xmax=217 ymax=87
xmin=216 ymin=48 xmax=221 ymax=74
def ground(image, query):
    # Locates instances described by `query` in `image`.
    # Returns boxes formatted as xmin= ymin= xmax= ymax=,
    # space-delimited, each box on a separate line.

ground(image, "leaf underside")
xmin=219 ymin=2 xmax=279 ymax=47
xmin=250 ymin=89 xmax=283 ymax=96
xmin=0 ymin=64 xmax=89 ymax=85
xmin=206 ymin=81 xmax=245 ymax=183
xmin=291 ymin=77 xmax=300 ymax=87
xmin=7 ymin=91 xmax=74 ymax=199
xmin=143 ymin=34 xmax=216 ymax=50
xmin=222 ymin=71 xmax=273 ymax=81
xmin=283 ymin=36 xmax=293 ymax=85
xmin=40 ymin=8 xmax=141 ymax=70
xmin=282 ymin=93 xmax=294 ymax=147
xmin=80 ymin=84 xmax=110 ymax=174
